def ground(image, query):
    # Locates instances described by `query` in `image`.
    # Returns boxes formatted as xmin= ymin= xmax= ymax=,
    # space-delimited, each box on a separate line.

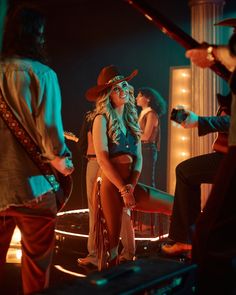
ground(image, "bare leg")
xmin=100 ymin=176 xmax=123 ymax=261
xmin=120 ymin=208 xmax=135 ymax=260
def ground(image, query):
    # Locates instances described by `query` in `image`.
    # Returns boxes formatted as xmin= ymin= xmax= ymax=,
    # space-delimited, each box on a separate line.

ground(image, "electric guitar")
xmin=125 ymin=0 xmax=231 ymax=82
xmin=126 ymin=0 xmax=231 ymax=153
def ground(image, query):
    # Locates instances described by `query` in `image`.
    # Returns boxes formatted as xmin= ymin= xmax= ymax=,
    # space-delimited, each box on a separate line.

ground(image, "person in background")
xmin=86 ymin=65 xmax=173 ymax=270
xmin=135 ymin=87 xmax=167 ymax=236
xmin=76 ymin=109 xmax=99 ymax=267
xmin=0 ymin=4 xmax=74 ymax=294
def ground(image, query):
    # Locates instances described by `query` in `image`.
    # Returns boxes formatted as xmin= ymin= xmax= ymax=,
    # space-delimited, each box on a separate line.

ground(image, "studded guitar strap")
xmin=0 ymin=88 xmax=60 ymax=192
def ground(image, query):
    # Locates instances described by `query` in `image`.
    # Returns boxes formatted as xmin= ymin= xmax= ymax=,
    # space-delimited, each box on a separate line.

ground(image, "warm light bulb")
xmin=169 ymin=66 xmax=191 ymax=196
xmin=181 ymin=72 xmax=189 ymax=77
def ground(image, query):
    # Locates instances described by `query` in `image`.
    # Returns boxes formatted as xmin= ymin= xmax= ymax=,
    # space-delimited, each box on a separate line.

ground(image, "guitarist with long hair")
xmin=0 ymin=4 xmax=74 ymax=294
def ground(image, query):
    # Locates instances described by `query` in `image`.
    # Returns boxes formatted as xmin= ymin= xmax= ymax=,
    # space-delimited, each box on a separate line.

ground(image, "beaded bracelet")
xmin=119 ymin=184 xmax=134 ymax=197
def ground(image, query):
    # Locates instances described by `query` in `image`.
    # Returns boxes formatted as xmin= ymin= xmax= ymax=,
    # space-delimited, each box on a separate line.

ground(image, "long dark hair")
xmin=1 ymin=4 xmax=48 ymax=63
xmin=229 ymin=33 xmax=236 ymax=57
xmin=138 ymin=87 xmax=167 ymax=116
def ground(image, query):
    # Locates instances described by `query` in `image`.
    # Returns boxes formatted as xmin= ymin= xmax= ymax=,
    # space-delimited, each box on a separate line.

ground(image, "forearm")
xmin=198 ymin=115 xmax=230 ymax=136
xmin=129 ymin=170 xmax=141 ymax=188
xmin=129 ymin=156 xmax=142 ymax=187
xmin=97 ymin=155 xmax=126 ymax=191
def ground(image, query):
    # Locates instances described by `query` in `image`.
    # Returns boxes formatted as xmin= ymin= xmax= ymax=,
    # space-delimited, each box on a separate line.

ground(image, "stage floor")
xmin=2 ymin=241 xmax=192 ymax=295
xmin=1 ymin=210 xmax=191 ymax=294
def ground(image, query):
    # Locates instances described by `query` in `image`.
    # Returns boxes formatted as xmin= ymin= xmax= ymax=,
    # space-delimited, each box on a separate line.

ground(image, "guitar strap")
xmin=0 ymin=88 xmax=60 ymax=193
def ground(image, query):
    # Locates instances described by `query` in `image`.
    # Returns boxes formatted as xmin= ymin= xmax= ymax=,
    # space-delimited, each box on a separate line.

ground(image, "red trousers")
xmin=0 ymin=192 xmax=57 ymax=295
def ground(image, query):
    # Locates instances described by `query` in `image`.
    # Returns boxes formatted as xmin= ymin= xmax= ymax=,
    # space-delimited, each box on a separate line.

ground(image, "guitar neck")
xmin=64 ymin=131 xmax=79 ymax=142
xmin=126 ymin=0 xmax=231 ymax=81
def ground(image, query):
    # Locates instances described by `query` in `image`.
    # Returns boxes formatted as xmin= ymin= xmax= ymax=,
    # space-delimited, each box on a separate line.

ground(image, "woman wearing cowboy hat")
xmin=86 ymin=65 xmax=173 ymax=270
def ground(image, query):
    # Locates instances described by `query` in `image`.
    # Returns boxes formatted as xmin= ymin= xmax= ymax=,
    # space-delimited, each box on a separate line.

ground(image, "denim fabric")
xmin=139 ymin=143 xmax=158 ymax=187
xmin=135 ymin=143 xmax=161 ymax=232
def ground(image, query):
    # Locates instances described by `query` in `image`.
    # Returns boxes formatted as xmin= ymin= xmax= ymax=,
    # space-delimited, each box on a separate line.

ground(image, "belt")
xmin=86 ymin=154 xmax=96 ymax=159
xmin=141 ymin=141 xmax=156 ymax=144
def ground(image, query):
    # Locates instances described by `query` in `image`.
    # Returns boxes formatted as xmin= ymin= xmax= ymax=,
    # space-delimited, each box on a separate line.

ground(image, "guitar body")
xmin=55 ymin=173 xmax=73 ymax=212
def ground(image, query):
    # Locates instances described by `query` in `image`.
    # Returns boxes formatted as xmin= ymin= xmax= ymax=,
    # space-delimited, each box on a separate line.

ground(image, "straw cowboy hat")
xmin=85 ymin=65 xmax=138 ymax=101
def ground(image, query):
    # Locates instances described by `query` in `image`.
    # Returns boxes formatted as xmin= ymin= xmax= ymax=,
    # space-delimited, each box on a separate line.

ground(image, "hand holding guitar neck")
xmin=50 ymin=156 xmax=74 ymax=176
xmin=64 ymin=131 xmax=79 ymax=142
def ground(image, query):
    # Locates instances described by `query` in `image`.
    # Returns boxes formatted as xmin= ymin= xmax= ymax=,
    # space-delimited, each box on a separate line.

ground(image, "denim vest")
xmin=108 ymin=128 xmax=139 ymax=158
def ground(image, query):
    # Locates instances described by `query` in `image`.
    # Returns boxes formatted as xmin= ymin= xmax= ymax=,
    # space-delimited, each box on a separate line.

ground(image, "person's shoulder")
xmin=7 ymin=57 xmax=54 ymax=73
xmin=93 ymin=113 xmax=108 ymax=128
xmin=146 ymin=109 xmax=157 ymax=117
xmin=93 ymin=113 xmax=106 ymax=121
xmin=26 ymin=59 xmax=56 ymax=76
xmin=10 ymin=58 xmax=56 ymax=77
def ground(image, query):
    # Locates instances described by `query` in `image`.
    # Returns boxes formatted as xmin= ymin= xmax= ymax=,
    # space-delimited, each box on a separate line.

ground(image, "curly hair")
xmin=138 ymin=87 xmax=167 ymax=116
xmin=85 ymin=108 xmax=97 ymax=122
xmin=94 ymin=84 xmax=141 ymax=144
xmin=1 ymin=4 xmax=48 ymax=63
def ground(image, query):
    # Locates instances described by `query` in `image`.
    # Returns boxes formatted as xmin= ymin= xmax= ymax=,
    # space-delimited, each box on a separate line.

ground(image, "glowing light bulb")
xmin=181 ymin=72 xmax=189 ymax=77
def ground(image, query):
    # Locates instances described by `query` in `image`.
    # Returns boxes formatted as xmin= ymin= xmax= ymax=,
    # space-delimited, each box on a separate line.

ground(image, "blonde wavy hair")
xmin=94 ymin=84 xmax=141 ymax=144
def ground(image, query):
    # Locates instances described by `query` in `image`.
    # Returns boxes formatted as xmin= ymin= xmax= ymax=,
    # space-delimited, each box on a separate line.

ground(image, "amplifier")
xmin=37 ymin=257 xmax=197 ymax=294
